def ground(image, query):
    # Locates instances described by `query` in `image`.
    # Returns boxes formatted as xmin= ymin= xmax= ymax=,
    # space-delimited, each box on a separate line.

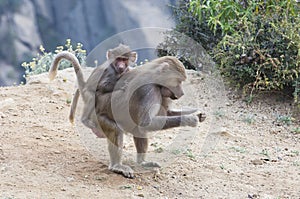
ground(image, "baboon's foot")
xmin=140 ymin=161 xmax=161 ymax=168
xmin=109 ymin=164 xmax=134 ymax=178
xmin=197 ymin=113 xmax=206 ymax=122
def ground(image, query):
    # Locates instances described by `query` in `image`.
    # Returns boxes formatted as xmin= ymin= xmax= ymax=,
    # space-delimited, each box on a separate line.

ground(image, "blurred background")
xmin=0 ymin=0 xmax=176 ymax=86
xmin=1 ymin=0 xmax=299 ymax=105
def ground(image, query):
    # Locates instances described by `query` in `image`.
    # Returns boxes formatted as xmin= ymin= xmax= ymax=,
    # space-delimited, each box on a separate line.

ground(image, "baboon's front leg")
xmin=167 ymin=108 xmax=198 ymax=116
xmin=141 ymin=115 xmax=199 ymax=132
xmin=167 ymin=109 xmax=206 ymax=122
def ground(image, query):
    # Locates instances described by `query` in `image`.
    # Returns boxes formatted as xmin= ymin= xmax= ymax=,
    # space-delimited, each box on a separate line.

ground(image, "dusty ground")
xmin=0 ymin=67 xmax=299 ymax=199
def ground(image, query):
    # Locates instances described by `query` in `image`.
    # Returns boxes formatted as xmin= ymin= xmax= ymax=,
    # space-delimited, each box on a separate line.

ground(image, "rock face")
xmin=0 ymin=0 xmax=175 ymax=86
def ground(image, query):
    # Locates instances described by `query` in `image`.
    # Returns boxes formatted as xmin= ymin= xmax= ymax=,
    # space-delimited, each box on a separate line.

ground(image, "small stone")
xmin=153 ymin=185 xmax=159 ymax=189
xmin=137 ymin=185 xmax=143 ymax=190
xmin=67 ymin=177 xmax=74 ymax=182
xmin=0 ymin=112 xmax=6 ymax=118
xmin=250 ymin=159 xmax=263 ymax=165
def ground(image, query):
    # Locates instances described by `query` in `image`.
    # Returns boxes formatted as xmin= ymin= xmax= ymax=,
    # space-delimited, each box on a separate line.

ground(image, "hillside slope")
xmin=0 ymin=68 xmax=299 ymax=198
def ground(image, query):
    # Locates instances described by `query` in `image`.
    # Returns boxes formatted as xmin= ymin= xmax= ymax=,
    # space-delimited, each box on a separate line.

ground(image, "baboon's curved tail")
xmin=69 ymin=88 xmax=80 ymax=124
xmin=49 ymin=51 xmax=85 ymax=91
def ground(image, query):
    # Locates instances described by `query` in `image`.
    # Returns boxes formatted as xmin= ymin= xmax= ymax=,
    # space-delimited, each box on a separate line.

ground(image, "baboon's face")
xmin=161 ymin=82 xmax=184 ymax=100
xmin=112 ymin=57 xmax=129 ymax=74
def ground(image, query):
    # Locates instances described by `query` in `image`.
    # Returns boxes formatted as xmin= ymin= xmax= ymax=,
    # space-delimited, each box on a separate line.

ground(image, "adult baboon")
xmin=94 ymin=56 xmax=205 ymax=178
xmin=50 ymin=50 xmax=205 ymax=178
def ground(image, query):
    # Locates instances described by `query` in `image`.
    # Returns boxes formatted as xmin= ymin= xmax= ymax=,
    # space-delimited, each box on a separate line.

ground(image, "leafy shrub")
xmin=212 ymin=1 xmax=300 ymax=101
xmin=158 ymin=0 xmax=300 ymax=104
xmin=172 ymin=0 xmax=223 ymax=51
xmin=22 ymin=39 xmax=87 ymax=76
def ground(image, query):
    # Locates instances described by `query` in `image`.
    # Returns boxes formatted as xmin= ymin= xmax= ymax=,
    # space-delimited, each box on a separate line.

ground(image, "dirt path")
xmin=0 ymin=68 xmax=299 ymax=198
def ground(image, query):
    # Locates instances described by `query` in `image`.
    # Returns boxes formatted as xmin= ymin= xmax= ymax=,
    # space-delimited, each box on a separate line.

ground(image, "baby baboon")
xmin=71 ymin=44 xmax=137 ymax=132
xmin=94 ymin=56 xmax=205 ymax=178
xmin=98 ymin=44 xmax=137 ymax=93
xmin=49 ymin=44 xmax=137 ymax=137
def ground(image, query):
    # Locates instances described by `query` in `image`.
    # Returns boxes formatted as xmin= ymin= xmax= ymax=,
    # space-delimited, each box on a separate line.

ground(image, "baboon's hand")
xmin=181 ymin=115 xmax=199 ymax=127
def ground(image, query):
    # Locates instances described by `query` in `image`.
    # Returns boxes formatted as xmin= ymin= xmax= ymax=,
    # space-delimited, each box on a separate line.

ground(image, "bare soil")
xmin=0 ymin=68 xmax=299 ymax=198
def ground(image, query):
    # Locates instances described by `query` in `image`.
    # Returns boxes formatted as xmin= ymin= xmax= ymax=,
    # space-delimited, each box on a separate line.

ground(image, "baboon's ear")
xmin=106 ymin=50 xmax=113 ymax=60
xmin=130 ymin=52 xmax=138 ymax=63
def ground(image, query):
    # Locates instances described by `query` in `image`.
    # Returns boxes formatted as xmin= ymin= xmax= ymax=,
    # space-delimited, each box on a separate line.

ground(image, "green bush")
xmin=158 ymin=0 xmax=300 ymax=103
xmin=158 ymin=0 xmax=222 ymax=53
xmin=22 ymin=39 xmax=86 ymax=76
xmin=211 ymin=0 xmax=300 ymax=101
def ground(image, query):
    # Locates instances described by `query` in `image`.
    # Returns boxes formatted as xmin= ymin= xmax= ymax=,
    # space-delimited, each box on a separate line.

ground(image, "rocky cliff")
xmin=0 ymin=0 xmax=175 ymax=86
